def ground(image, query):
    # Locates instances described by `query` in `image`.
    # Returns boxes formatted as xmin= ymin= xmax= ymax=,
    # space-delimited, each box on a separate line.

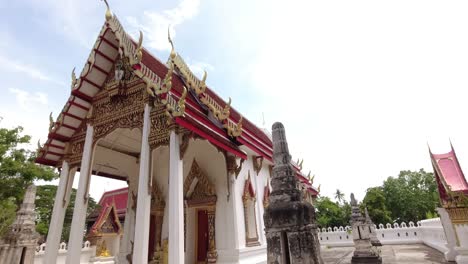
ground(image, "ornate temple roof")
xmin=88 ymin=187 xmax=128 ymax=224
xmin=34 ymin=6 xmax=318 ymax=195
xmin=429 ymin=143 xmax=468 ymax=206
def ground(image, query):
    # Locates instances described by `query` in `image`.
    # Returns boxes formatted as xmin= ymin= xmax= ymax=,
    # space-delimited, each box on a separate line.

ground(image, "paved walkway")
xmin=321 ymin=244 xmax=449 ymax=264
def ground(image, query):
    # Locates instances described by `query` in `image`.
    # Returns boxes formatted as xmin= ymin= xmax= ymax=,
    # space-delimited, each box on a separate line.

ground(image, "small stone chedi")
xmin=0 ymin=184 xmax=40 ymax=264
xmin=350 ymin=193 xmax=382 ymax=264
xmin=264 ymin=122 xmax=323 ymax=264
xmin=364 ymin=208 xmax=382 ymax=247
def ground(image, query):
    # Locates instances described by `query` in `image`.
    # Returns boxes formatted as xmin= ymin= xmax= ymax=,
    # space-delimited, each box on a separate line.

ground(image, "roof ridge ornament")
xmin=71 ymin=67 xmax=78 ymax=90
xmin=102 ymin=0 xmax=113 ymax=21
xmin=36 ymin=140 xmax=44 ymax=157
xmin=49 ymin=112 xmax=55 ymax=132
xmin=168 ymin=27 xmax=176 ymax=59
xmin=135 ymin=31 xmax=143 ymax=64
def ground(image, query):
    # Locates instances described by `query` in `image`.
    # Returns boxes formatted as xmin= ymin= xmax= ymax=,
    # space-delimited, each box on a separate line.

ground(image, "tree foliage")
xmin=362 ymin=169 xmax=440 ymax=224
xmin=315 ymin=196 xmax=351 ymax=228
xmin=361 ymin=187 xmax=392 ymax=225
xmin=0 ymin=124 xmax=57 ymax=204
xmin=35 ymin=185 xmax=99 ymax=242
xmin=0 ymin=198 xmax=17 ymax=236
xmin=0 ymin=123 xmax=59 ymax=237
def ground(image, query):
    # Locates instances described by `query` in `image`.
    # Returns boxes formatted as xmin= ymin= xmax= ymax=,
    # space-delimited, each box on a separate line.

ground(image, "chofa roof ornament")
xmin=102 ymin=0 xmax=113 ymax=22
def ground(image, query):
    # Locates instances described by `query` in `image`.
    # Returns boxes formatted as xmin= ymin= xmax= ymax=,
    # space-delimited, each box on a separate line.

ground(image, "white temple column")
xmin=118 ymin=176 xmax=137 ymax=264
xmin=436 ymin=208 xmax=458 ymax=261
xmin=253 ymin=171 xmax=266 ymax=245
xmin=132 ymin=104 xmax=152 ymax=264
xmin=44 ymin=161 xmax=76 ymax=264
xmin=229 ymin=174 xmax=241 ymax=249
xmin=168 ymin=130 xmax=184 ymax=264
xmin=66 ymin=124 xmax=94 ymax=264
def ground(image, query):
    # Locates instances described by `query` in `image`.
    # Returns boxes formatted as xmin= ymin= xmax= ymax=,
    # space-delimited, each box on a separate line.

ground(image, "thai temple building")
xmin=429 ymin=143 xmax=468 ymax=264
xmin=35 ymin=4 xmax=318 ymax=264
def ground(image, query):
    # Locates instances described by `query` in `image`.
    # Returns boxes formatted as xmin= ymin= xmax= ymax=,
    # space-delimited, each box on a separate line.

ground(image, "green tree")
xmin=35 ymin=185 xmax=99 ymax=242
xmin=334 ymin=189 xmax=345 ymax=204
xmin=382 ymin=169 xmax=439 ymax=222
xmin=361 ymin=187 xmax=392 ymax=225
xmin=0 ymin=122 xmax=58 ymax=236
xmin=0 ymin=124 xmax=57 ymax=204
xmin=315 ymin=196 xmax=350 ymax=228
xmin=0 ymin=198 xmax=17 ymax=236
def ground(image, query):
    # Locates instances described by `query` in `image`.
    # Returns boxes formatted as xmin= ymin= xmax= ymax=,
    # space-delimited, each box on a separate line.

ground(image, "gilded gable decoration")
xmin=105 ymin=56 xmax=140 ymax=97
xmin=183 ymin=159 xmax=216 ymax=206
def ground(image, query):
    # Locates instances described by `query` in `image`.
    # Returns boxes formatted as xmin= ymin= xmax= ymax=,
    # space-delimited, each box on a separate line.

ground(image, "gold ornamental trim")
xmin=447 ymin=207 xmax=468 ymax=225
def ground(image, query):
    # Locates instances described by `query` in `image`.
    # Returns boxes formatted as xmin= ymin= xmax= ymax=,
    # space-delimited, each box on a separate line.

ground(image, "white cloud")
xmin=0 ymin=55 xmax=64 ymax=86
xmin=188 ymin=60 xmax=214 ymax=79
xmin=126 ymin=0 xmax=201 ymax=51
xmin=25 ymin=0 xmax=102 ymax=48
xmin=9 ymin=88 xmax=48 ymax=110
xmin=230 ymin=0 xmax=468 ymax=200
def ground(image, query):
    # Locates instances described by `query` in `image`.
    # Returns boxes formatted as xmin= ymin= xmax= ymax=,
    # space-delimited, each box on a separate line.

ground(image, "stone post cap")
xmin=272 ymin=122 xmax=291 ymax=165
xmin=350 ymin=193 xmax=357 ymax=206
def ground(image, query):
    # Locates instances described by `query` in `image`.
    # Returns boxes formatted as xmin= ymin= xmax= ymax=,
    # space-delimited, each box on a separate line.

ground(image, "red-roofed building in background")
xmin=35 ymin=4 xmax=320 ymax=264
xmin=87 ymin=187 xmax=128 ymax=231
xmin=429 ymin=143 xmax=468 ymax=263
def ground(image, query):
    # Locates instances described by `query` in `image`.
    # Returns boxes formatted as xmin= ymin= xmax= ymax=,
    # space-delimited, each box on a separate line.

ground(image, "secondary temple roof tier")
xmin=429 ymin=143 xmax=468 ymax=206
xmin=35 ymin=9 xmax=317 ymax=195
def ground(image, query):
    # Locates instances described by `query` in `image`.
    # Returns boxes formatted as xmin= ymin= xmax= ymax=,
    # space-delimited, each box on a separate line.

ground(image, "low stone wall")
xmin=33 ymin=241 xmax=104 ymax=264
xmin=318 ymin=218 xmax=448 ymax=254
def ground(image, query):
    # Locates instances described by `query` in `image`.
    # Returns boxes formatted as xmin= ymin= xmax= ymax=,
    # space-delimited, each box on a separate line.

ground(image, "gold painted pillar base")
xmin=207 ymin=207 xmax=218 ymax=263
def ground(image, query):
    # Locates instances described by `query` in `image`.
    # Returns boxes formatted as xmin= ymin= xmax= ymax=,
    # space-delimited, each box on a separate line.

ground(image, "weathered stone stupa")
xmin=264 ymin=122 xmax=323 ymax=264
xmin=350 ymin=193 xmax=382 ymax=264
xmin=0 ymin=184 xmax=40 ymax=264
xmin=364 ymin=207 xmax=382 ymax=247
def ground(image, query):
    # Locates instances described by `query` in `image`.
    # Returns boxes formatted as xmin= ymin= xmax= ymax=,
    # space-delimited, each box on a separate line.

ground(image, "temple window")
xmin=242 ymin=171 xmax=260 ymax=247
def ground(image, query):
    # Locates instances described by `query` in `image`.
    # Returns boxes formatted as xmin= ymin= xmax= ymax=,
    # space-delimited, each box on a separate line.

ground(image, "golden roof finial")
xmin=194 ymin=70 xmax=207 ymax=95
xmin=135 ymin=30 xmax=143 ymax=63
xmin=232 ymin=116 xmax=243 ymax=137
xmin=71 ymin=67 xmax=77 ymax=90
xmin=102 ymin=0 xmax=113 ymax=21
xmin=298 ymin=159 xmax=304 ymax=170
xmin=317 ymin=184 xmax=321 ymax=193
xmin=49 ymin=112 xmax=54 ymax=132
xmin=219 ymin=97 xmax=231 ymax=120
xmin=36 ymin=140 xmax=43 ymax=156
xmin=168 ymin=27 xmax=176 ymax=59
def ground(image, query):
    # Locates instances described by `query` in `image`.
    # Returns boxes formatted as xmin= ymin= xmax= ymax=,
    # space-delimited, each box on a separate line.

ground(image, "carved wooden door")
xmin=197 ymin=209 xmax=209 ymax=263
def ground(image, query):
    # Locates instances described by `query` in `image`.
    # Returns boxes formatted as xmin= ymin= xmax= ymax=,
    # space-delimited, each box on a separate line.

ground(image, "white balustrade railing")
xmin=34 ymin=241 xmax=96 ymax=264
xmin=318 ymin=218 xmax=448 ymax=254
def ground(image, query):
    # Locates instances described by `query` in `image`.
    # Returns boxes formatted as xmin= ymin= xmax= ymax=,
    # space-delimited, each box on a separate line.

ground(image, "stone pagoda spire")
xmin=350 ymin=193 xmax=381 ymax=264
xmin=0 ymin=184 xmax=40 ymax=264
xmin=364 ymin=207 xmax=382 ymax=247
xmin=264 ymin=122 xmax=323 ymax=264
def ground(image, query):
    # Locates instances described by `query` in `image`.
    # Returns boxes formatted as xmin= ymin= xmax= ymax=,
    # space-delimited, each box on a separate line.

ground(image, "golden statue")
xmin=97 ymin=240 xmax=111 ymax=257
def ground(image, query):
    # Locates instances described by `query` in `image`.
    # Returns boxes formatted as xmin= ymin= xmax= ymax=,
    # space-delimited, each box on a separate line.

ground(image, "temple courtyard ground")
xmin=321 ymin=244 xmax=449 ymax=264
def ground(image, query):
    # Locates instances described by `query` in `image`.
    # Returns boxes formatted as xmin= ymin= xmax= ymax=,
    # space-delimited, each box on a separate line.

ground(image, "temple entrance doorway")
xmin=196 ymin=209 xmax=209 ymax=263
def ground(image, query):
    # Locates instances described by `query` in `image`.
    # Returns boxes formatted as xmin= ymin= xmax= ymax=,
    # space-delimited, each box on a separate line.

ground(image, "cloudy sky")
xmin=1 ymin=0 xmax=468 ymax=202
